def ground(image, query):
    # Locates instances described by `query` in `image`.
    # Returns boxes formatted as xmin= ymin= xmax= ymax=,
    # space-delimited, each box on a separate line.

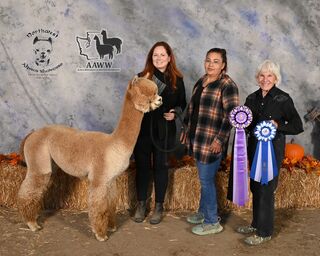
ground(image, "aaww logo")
xmin=76 ymin=29 xmax=122 ymax=72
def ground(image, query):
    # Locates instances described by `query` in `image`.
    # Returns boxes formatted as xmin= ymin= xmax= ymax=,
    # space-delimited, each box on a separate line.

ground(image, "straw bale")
xmin=0 ymin=163 xmax=26 ymax=208
xmin=1 ymin=162 xmax=320 ymax=212
xmin=275 ymin=168 xmax=320 ymax=208
xmin=165 ymin=165 xmax=200 ymax=211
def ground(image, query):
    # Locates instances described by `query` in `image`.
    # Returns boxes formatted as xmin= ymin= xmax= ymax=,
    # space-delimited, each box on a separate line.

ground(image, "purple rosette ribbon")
xmin=229 ymin=106 xmax=252 ymax=206
xmin=250 ymin=121 xmax=278 ymax=185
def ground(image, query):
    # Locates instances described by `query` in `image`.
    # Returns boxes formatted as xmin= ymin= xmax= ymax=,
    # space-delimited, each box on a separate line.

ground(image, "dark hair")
xmin=141 ymin=41 xmax=183 ymax=90
xmin=206 ymin=48 xmax=227 ymax=73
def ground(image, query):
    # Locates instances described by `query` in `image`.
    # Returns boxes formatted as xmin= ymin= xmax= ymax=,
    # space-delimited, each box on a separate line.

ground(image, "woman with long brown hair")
xmin=133 ymin=42 xmax=186 ymax=224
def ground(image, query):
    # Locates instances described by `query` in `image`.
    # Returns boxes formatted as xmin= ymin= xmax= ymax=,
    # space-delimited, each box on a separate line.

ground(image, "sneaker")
xmin=236 ymin=225 xmax=257 ymax=234
xmin=187 ymin=212 xmax=204 ymax=224
xmin=244 ymin=235 xmax=271 ymax=245
xmin=191 ymin=223 xmax=223 ymax=235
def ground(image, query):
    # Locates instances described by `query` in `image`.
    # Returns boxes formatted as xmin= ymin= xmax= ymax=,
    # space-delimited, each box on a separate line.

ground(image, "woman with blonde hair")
xmin=236 ymin=60 xmax=303 ymax=245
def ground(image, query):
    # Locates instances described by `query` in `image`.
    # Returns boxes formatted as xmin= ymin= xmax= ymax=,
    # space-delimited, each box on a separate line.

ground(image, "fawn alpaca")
xmin=17 ymin=75 xmax=162 ymax=241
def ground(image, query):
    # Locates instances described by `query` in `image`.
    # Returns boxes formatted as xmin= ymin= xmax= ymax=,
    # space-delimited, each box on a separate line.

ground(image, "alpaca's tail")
xmin=19 ymin=131 xmax=34 ymax=166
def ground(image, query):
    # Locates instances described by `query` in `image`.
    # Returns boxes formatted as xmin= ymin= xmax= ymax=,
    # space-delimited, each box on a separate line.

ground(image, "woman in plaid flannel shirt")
xmin=184 ymin=48 xmax=239 ymax=235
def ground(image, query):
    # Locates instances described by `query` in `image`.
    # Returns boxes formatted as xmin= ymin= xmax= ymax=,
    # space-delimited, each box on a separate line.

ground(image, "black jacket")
xmin=138 ymin=68 xmax=187 ymax=142
xmin=227 ymin=86 xmax=303 ymax=201
xmin=245 ymin=86 xmax=303 ymax=168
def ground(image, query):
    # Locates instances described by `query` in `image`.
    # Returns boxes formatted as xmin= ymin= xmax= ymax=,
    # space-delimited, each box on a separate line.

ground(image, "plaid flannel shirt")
xmin=185 ymin=73 xmax=239 ymax=164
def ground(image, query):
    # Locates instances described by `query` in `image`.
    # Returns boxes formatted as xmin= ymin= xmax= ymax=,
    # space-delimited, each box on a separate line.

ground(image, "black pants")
xmin=250 ymin=176 xmax=278 ymax=237
xmin=133 ymin=135 xmax=168 ymax=203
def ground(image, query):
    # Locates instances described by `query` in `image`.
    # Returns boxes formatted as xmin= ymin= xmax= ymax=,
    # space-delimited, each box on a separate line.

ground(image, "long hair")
xmin=206 ymin=48 xmax=228 ymax=73
xmin=140 ymin=41 xmax=183 ymax=90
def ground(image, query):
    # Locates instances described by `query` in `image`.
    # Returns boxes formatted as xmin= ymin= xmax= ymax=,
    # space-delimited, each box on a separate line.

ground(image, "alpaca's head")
xmin=128 ymin=75 xmax=162 ymax=113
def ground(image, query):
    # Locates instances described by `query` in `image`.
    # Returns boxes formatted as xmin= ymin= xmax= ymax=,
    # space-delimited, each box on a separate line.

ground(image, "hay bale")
xmin=275 ymin=168 xmax=320 ymax=208
xmin=0 ymin=162 xmax=138 ymax=212
xmin=0 ymin=163 xmax=26 ymax=208
xmin=165 ymin=165 xmax=200 ymax=211
xmin=165 ymin=166 xmax=251 ymax=212
xmin=1 ymin=162 xmax=320 ymax=212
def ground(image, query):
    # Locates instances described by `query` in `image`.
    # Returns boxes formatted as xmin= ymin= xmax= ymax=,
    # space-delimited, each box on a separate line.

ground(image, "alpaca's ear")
xmin=128 ymin=75 xmax=139 ymax=90
xmin=132 ymin=75 xmax=139 ymax=84
xmin=127 ymin=82 xmax=140 ymax=100
xmin=129 ymin=75 xmax=139 ymax=90
xmin=143 ymin=72 xmax=150 ymax=79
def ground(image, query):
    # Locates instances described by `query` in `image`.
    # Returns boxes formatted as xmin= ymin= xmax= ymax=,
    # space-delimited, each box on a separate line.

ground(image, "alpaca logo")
xmin=76 ymin=29 xmax=122 ymax=72
xmin=22 ymin=29 xmax=63 ymax=77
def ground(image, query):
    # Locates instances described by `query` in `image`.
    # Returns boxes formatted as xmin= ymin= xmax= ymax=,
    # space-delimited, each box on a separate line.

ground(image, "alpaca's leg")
xmin=17 ymin=142 xmax=52 ymax=231
xmin=17 ymin=172 xmax=51 ymax=231
xmin=107 ymin=181 xmax=117 ymax=232
xmin=88 ymin=180 xmax=111 ymax=241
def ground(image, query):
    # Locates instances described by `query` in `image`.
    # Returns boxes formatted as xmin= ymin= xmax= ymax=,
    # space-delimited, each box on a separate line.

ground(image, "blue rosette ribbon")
xmin=229 ymin=106 xmax=252 ymax=206
xmin=250 ymin=121 xmax=278 ymax=185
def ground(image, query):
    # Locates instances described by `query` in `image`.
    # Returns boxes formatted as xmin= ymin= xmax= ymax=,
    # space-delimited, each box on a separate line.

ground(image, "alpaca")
xmin=93 ymin=35 xmax=114 ymax=59
xmin=17 ymin=75 xmax=162 ymax=241
xmin=101 ymin=30 xmax=122 ymax=54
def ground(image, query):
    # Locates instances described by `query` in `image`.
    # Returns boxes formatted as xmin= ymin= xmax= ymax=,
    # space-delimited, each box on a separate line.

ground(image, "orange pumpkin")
xmin=285 ymin=140 xmax=304 ymax=161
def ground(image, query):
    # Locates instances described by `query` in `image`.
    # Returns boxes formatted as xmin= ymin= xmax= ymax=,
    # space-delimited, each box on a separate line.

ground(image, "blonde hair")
xmin=255 ymin=60 xmax=281 ymax=86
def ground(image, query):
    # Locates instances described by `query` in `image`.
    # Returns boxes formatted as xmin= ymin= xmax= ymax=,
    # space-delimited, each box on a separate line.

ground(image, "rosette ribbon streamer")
xmin=250 ymin=121 xmax=278 ymax=185
xmin=229 ymin=106 xmax=252 ymax=206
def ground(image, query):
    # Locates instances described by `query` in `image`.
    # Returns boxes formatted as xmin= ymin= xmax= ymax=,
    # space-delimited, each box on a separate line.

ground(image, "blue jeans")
xmin=197 ymin=156 xmax=222 ymax=224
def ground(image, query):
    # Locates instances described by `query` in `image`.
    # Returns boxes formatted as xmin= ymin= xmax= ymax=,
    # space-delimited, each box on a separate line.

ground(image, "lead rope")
xmin=150 ymin=110 xmax=187 ymax=153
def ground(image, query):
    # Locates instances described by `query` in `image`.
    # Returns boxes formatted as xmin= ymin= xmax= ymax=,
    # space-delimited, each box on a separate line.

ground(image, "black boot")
xmin=149 ymin=202 xmax=163 ymax=225
xmin=133 ymin=201 xmax=146 ymax=223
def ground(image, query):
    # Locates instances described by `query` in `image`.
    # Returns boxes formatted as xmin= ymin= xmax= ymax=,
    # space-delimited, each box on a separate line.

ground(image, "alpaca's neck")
xmin=112 ymin=93 xmax=144 ymax=149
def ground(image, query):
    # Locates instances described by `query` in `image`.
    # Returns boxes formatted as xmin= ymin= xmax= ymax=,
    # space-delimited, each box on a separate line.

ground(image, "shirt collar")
xmin=202 ymin=72 xmax=224 ymax=87
xmin=258 ymin=85 xmax=277 ymax=98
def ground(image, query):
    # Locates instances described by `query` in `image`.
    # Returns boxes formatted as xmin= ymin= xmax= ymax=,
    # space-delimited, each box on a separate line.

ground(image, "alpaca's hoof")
xmin=27 ymin=221 xmax=42 ymax=231
xmin=95 ymin=233 xmax=108 ymax=241
xmin=108 ymin=226 xmax=117 ymax=232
